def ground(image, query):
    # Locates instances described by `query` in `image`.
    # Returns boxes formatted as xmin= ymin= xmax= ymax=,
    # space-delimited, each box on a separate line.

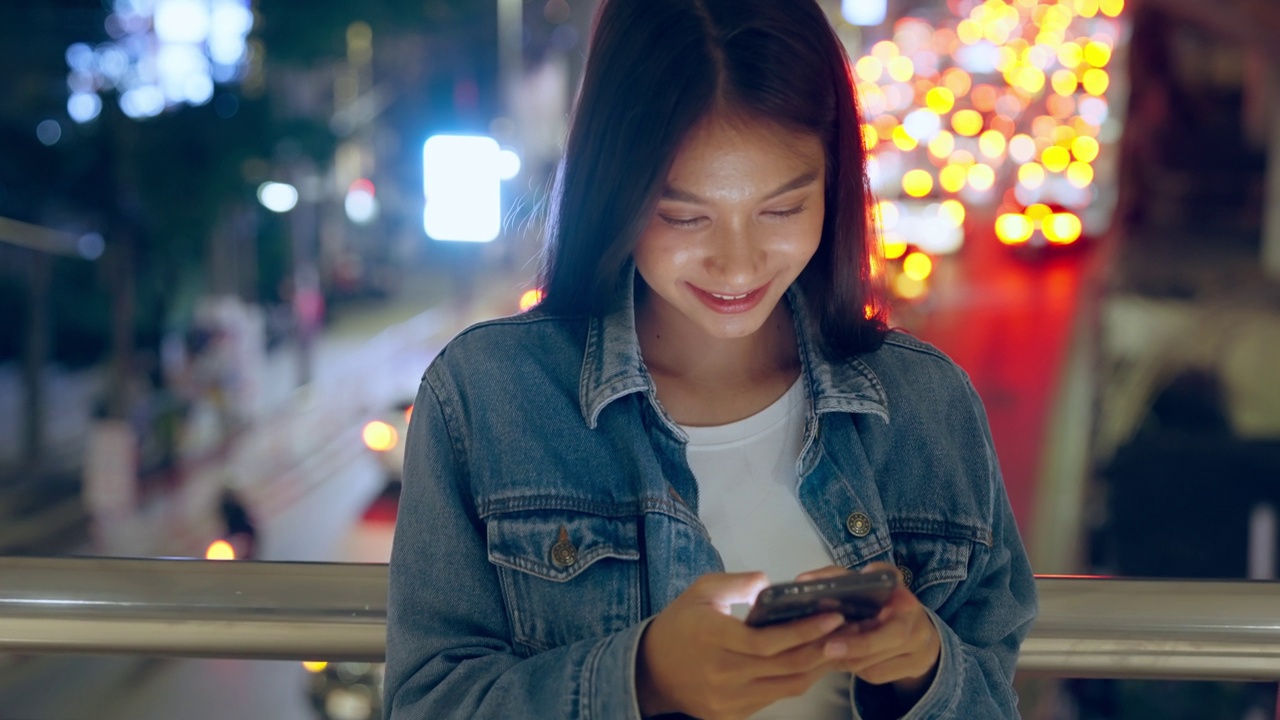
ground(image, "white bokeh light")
xmin=68 ymin=92 xmax=103 ymax=123
xmin=257 ymin=182 xmax=299 ymax=213
xmin=842 ymin=0 xmax=887 ymax=26
xmin=67 ymin=0 xmax=253 ymax=121
xmin=154 ymin=0 xmax=211 ymax=45
xmin=423 ymin=135 xmax=520 ymax=242
xmin=345 ymin=188 xmax=379 ymax=224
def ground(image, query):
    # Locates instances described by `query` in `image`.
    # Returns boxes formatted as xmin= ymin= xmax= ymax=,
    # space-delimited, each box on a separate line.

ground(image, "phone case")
xmin=744 ymin=570 xmax=898 ymax=627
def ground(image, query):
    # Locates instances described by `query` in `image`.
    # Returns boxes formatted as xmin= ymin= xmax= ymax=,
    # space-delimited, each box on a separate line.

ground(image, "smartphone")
xmin=744 ymin=569 xmax=898 ymax=628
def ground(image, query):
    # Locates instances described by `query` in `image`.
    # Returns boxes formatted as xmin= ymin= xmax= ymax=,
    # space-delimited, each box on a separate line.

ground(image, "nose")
xmin=703 ymin=222 xmax=764 ymax=285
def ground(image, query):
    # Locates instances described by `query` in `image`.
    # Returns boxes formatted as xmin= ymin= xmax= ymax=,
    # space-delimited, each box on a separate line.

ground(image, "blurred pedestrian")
xmin=385 ymin=2 xmax=1037 ymax=718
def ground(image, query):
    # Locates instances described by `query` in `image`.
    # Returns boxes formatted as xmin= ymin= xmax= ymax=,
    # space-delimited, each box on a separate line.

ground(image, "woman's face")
xmin=633 ymin=114 xmax=826 ymax=345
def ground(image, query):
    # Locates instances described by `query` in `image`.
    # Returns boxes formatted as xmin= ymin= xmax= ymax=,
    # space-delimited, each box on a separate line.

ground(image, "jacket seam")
xmin=421 ymin=371 xmax=473 ymax=504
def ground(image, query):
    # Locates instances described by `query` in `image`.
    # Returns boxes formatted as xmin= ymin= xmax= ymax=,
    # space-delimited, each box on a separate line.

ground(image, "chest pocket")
xmin=485 ymin=510 xmax=643 ymax=655
xmin=883 ymin=530 xmax=976 ymax=612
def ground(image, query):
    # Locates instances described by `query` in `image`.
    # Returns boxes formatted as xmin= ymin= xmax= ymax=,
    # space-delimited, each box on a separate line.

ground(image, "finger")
xmin=723 ymin=631 xmax=845 ymax=680
xmin=821 ymin=610 xmax=921 ymax=662
xmin=842 ymin=651 xmax=928 ymax=686
xmin=728 ymin=663 xmax=837 ymax=712
xmin=794 ymin=565 xmax=850 ymax=582
xmin=722 ymin=611 xmax=846 ymax=657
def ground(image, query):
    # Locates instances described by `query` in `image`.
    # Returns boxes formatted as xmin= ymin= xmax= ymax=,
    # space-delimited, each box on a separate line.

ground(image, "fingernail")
xmin=824 ymin=641 xmax=848 ymax=659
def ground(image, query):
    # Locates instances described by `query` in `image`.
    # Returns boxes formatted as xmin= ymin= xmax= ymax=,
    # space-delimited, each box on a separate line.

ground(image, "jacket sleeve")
xmin=383 ymin=373 xmax=648 ymax=720
xmin=853 ymin=376 xmax=1039 ymax=720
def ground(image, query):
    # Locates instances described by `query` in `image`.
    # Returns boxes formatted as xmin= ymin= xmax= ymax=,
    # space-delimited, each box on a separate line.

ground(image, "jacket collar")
xmin=579 ymin=265 xmax=889 ymax=429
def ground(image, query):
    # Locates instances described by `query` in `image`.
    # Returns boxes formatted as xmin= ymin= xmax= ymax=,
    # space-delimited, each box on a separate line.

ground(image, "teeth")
xmin=710 ymin=291 xmax=751 ymax=300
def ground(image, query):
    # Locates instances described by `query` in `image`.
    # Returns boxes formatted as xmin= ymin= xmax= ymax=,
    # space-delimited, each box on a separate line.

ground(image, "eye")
xmin=659 ymin=215 xmax=706 ymax=229
xmin=766 ymin=204 xmax=806 ymax=220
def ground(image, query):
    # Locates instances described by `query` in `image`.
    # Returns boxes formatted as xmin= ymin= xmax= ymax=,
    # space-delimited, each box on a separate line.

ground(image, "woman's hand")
xmin=795 ymin=563 xmax=942 ymax=702
xmin=636 ymin=571 xmax=846 ymax=720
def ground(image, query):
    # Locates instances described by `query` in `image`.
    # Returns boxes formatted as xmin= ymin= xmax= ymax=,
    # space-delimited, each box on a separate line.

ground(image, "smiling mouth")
xmin=689 ymin=282 xmax=771 ymax=314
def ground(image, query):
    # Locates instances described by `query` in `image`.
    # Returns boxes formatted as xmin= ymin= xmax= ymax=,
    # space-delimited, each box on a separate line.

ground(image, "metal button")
xmin=550 ymin=526 xmax=577 ymax=568
xmin=897 ymin=564 xmax=914 ymax=589
xmin=845 ymin=511 xmax=872 ymax=538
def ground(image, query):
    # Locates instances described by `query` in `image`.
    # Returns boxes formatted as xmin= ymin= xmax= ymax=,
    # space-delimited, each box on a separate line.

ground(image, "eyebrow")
xmin=660 ymin=170 xmax=820 ymax=204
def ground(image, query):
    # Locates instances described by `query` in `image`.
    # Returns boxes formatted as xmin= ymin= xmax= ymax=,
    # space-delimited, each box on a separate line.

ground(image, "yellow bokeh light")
xmin=949 ymin=149 xmax=977 ymax=167
xmin=1051 ymin=69 xmax=1079 ymax=96
xmin=1066 ymin=161 xmax=1095 ymax=188
xmin=903 ymin=252 xmax=933 ymax=282
xmin=1044 ymin=212 xmax=1083 ymax=244
xmin=995 ymin=214 xmax=1034 ymax=245
xmin=1072 ymin=135 xmax=1100 ymax=163
xmin=1074 ymin=0 xmax=1100 ymax=17
xmin=855 ymin=56 xmax=883 ymax=83
xmin=928 ymin=130 xmax=956 ymax=159
xmin=903 ymin=169 xmax=934 ymax=198
xmin=303 ymin=661 xmax=329 ymax=673
xmin=952 ymin=109 xmax=984 ymax=137
xmin=883 ymin=238 xmax=908 ymax=260
xmin=925 ymin=87 xmax=956 ymax=115
xmin=1035 ymin=30 xmax=1065 ymax=49
xmin=887 ymin=56 xmax=915 ymax=83
xmin=363 ymin=420 xmax=399 ymax=452
xmin=1057 ymin=42 xmax=1084 ymax=69
xmin=1025 ymin=203 xmax=1054 ymax=223
xmin=1042 ymin=145 xmax=1071 ymax=172
xmin=1016 ymin=66 xmax=1046 ymax=95
xmin=892 ymin=125 xmax=919 ymax=151
xmin=1100 ymin=0 xmax=1124 ymax=18
xmin=893 ymin=273 xmax=926 ymax=300
xmin=983 ymin=22 xmax=1011 ymax=46
xmin=1052 ymin=125 xmax=1077 ymax=147
xmin=939 ymin=164 xmax=968 ymax=193
xmin=862 ymin=124 xmax=879 ymax=151
xmin=939 ymin=199 xmax=966 ymax=227
xmin=1084 ymin=41 xmax=1113 ymax=67
xmin=957 ymin=19 xmax=983 ymax=45
xmin=1083 ymin=68 xmax=1110 ymax=96
xmin=967 ymin=163 xmax=996 ymax=191
xmin=872 ymin=40 xmax=900 ymax=60
xmin=979 ymin=130 xmax=1007 ymax=159
xmin=206 ymin=539 xmax=236 ymax=561
xmin=1018 ymin=162 xmax=1046 ymax=189
xmin=943 ymin=68 xmax=972 ymax=97
xmin=519 ymin=289 xmax=545 ymax=312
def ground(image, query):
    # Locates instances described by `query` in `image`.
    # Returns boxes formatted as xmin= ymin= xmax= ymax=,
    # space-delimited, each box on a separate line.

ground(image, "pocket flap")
xmin=486 ymin=511 xmax=641 ymax=583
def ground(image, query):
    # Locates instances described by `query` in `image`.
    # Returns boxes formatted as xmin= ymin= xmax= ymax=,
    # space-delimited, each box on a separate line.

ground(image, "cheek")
xmin=634 ymin=229 xmax=698 ymax=273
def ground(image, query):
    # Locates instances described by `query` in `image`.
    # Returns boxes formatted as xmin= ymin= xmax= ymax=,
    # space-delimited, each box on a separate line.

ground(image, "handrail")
xmin=3 ymin=558 xmax=1280 ymax=681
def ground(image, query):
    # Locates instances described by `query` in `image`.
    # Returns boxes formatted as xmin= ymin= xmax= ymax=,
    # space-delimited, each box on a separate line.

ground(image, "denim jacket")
xmin=384 ymin=274 xmax=1038 ymax=719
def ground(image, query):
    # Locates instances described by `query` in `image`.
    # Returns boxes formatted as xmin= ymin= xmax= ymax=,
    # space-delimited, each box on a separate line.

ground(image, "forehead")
xmin=666 ymin=113 xmax=825 ymax=183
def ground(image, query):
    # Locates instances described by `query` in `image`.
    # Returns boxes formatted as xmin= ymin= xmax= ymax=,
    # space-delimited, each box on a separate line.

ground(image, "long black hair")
xmin=539 ymin=0 xmax=887 ymax=358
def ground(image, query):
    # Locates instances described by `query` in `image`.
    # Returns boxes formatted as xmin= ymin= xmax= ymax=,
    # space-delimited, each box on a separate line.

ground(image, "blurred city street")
xmin=0 ymin=254 xmax=532 ymax=720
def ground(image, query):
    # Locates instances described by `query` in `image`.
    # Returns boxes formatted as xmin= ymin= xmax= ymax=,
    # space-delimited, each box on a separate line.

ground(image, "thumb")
xmin=685 ymin=571 xmax=772 ymax=612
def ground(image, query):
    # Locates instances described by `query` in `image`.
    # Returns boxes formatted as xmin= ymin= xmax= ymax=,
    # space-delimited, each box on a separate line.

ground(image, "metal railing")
xmin=3 ymin=557 xmax=1280 ymax=681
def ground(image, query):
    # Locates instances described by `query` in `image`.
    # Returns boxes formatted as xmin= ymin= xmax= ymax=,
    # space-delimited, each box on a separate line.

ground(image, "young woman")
xmin=384 ymin=0 xmax=1038 ymax=718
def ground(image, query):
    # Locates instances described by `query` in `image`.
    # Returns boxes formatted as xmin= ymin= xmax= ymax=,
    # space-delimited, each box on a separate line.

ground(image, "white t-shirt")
xmin=682 ymin=377 xmax=853 ymax=719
